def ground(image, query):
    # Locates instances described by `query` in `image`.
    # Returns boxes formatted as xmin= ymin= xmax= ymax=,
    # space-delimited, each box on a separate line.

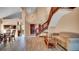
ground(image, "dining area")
xmin=0 ymin=28 xmax=16 ymax=47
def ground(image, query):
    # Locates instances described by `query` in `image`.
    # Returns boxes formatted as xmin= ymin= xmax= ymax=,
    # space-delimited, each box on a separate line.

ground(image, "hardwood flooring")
xmin=0 ymin=35 xmax=65 ymax=51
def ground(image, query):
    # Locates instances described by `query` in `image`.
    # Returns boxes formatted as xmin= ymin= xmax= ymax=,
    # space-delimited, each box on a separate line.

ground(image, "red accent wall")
xmin=30 ymin=24 xmax=35 ymax=34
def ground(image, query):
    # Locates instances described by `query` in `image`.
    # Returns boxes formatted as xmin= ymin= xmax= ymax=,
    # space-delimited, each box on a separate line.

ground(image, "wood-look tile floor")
xmin=0 ymin=35 xmax=64 ymax=51
xmin=26 ymin=37 xmax=48 ymax=51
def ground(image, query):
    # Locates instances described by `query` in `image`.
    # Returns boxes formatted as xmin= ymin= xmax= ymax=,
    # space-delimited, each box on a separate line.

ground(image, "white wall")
xmin=54 ymin=8 xmax=79 ymax=34
xmin=1 ymin=19 xmax=22 ymax=33
xmin=48 ymin=9 xmax=71 ymax=34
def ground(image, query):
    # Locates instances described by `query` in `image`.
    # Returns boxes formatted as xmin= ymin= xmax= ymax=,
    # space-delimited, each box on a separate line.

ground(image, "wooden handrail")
xmin=36 ymin=7 xmax=59 ymax=35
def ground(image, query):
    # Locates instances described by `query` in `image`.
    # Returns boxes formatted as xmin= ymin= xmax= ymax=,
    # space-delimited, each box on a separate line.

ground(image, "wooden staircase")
xmin=36 ymin=7 xmax=59 ymax=35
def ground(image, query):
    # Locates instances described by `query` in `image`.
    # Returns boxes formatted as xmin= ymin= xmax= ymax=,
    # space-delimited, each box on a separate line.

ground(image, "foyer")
xmin=0 ymin=7 xmax=79 ymax=51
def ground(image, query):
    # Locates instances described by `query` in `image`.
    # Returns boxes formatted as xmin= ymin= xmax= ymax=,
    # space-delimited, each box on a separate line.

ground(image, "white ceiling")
xmin=0 ymin=7 xmax=20 ymax=18
xmin=26 ymin=7 xmax=37 ymax=15
xmin=49 ymin=9 xmax=72 ymax=28
xmin=25 ymin=7 xmax=51 ymax=24
xmin=0 ymin=7 xmax=50 ymax=24
xmin=48 ymin=9 xmax=72 ymax=34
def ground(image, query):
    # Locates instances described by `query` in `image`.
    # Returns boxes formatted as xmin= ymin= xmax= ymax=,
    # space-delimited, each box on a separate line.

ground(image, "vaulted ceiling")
xmin=0 ymin=7 xmax=51 ymax=24
xmin=0 ymin=7 xmax=21 ymax=18
xmin=48 ymin=8 xmax=75 ymax=34
xmin=25 ymin=7 xmax=51 ymax=24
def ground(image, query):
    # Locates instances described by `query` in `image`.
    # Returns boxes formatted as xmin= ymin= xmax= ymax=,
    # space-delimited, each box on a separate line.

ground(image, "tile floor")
xmin=0 ymin=35 xmax=65 ymax=51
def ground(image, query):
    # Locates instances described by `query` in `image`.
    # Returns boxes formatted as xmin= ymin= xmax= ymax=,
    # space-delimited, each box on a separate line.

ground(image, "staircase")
xmin=36 ymin=7 xmax=59 ymax=35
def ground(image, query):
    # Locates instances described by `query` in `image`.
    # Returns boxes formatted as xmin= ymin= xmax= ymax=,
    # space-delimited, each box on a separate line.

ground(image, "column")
xmin=21 ymin=7 xmax=30 ymax=37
